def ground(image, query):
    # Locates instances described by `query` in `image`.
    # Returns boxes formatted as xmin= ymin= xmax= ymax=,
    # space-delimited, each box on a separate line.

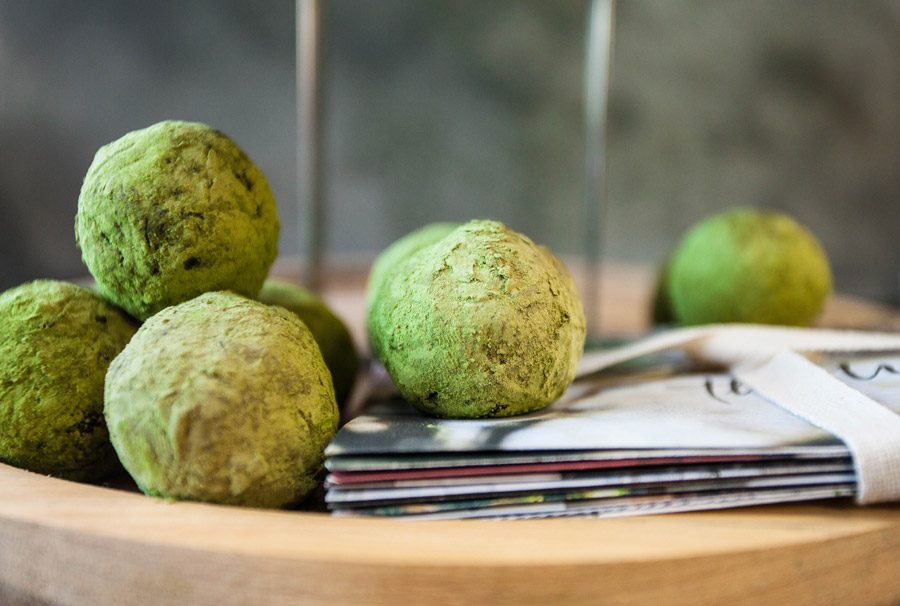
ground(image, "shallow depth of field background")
xmin=2 ymin=1 xmax=898 ymax=303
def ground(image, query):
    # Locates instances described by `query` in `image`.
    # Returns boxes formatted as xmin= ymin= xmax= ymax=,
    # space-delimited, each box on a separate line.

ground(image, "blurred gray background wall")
xmin=1 ymin=1 xmax=898 ymax=302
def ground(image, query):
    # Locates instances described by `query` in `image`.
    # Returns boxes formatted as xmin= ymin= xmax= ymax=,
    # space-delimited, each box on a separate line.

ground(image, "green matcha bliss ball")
xmin=257 ymin=279 xmax=358 ymax=407
xmin=667 ymin=208 xmax=832 ymax=326
xmin=369 ymin=220 xmax=586 ymax=419
xmin=0 ymin=280 xmax=138 ymax=480
xmin=76 ymin=120 xmax=280 ymax=320
xmin=104 ymin=291 xmax=338 ymax=508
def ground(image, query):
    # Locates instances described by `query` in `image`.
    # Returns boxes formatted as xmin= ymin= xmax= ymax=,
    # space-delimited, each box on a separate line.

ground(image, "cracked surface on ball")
xmin=76 ymin=120 xmax=280 ymax=320
xmin=104 ymin=291 xmax=338 ymax=508
xmin=369 ymin=220 xmax=586 ymax=419
xmin=0 ymin=280 xmax=138 ymax=481
xmin=365 ymin=221 xmax=460 ymax=319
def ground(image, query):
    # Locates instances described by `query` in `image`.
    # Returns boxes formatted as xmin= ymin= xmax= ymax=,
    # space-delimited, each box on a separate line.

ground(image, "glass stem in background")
xmin=297 ymin=0 xmax=325 ymax=291
xmin=583 ymin=0 xmax=614 ymax=336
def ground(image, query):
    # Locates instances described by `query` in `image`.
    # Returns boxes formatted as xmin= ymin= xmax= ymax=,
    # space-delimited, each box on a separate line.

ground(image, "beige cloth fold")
xmin=576 ymin=325 xmax=900 ymax=504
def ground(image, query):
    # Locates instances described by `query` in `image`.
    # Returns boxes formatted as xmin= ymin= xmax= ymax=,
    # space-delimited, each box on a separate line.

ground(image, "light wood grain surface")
xmin=2 ymin=462 xmax=900 ymax=606
xmin=3 ymin=263 xmax=900 ymax=606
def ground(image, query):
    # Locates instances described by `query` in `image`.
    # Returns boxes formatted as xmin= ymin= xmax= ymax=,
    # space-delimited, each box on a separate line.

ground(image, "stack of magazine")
xmin=324 ymin=355 xmax=900 ymax=520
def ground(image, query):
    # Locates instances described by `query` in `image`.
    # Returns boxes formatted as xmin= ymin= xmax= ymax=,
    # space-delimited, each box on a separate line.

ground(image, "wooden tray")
xmin=4 ymin=267 xmax=900 ymax=605
xmin=2 ymin=463 xmax=900 ymax=605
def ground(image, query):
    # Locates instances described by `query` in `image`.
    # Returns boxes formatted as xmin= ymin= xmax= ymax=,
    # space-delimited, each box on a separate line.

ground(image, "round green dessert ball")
xmin=104 ymin=291 xmax=338 ymax=508
xmin=667 ymin=208 xmax=832 ymax=326
xmin=365 ymin=222 xmax=460 ymax=318
xmin=257 ymin=279 xmax=358 ymax=407
xmin=0 ymin=280 xmax=138 ymax=481
xmin=369 ymin=220 xmax=586 ymax=419
xmin=76 ymin=120 xmax=280 ymax=320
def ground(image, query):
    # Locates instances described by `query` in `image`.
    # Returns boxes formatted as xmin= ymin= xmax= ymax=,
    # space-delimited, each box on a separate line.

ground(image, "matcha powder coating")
xmin=257 ymin=280 xmax=358 ymax=407
xmin=0 ymin=280 xmax=138 ymax=480
xmin=104 ymin=292 xmax=338 ymax=508
xmin=76 ymin=120 xmax=280 ymax=320
xmin=369 ymin=220 xmax=586 ymax=419
xmin=365 ymin=221 xmax=460 ymax=318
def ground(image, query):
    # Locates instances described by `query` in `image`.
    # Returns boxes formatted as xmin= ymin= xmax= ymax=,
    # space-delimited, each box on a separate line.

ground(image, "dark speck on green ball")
xmin=0 ymin=280 xmax=138 ymax=481
xmin=104 ymin=291 xmax=338 ymax=508
xmin=368 ymin=220 xmax=586 ymax=419
xmin=75 ymin=120 xmax=280 ymax=320
xmin=257 ymin=280 xmax=358 ymax=407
